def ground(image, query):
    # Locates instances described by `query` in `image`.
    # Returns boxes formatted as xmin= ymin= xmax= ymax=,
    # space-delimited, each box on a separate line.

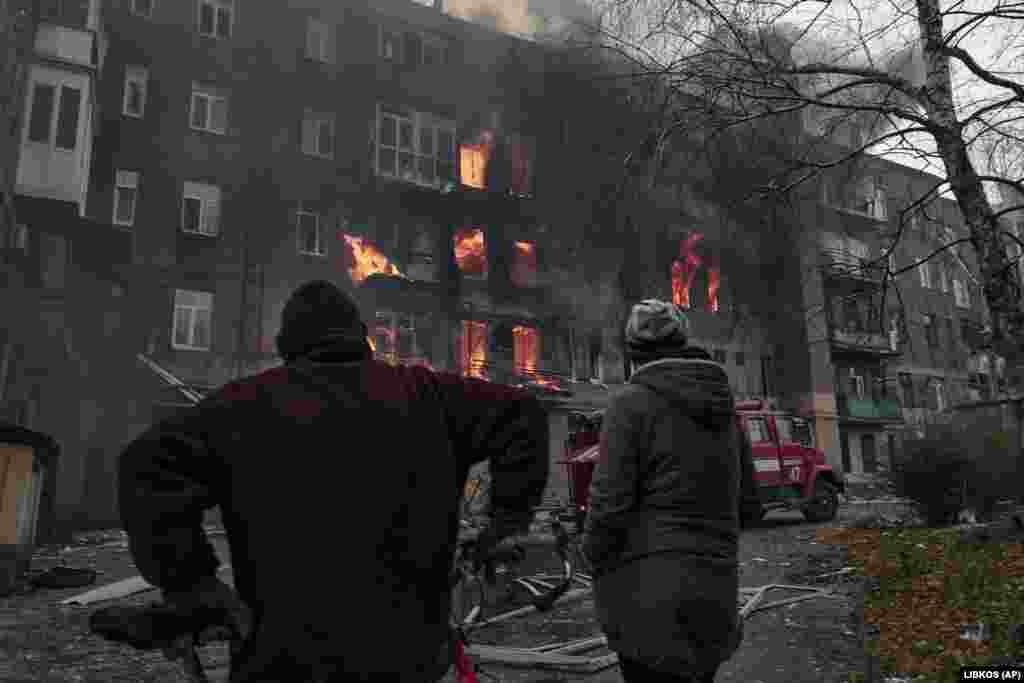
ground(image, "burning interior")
xmin=454 ymin=228 xmax=487 ymax=277
xmin=460 ymin=130 xmax=495 ymax=190
xmin=671 ymin=232 xmax=720 ymax=313
xmin=460 ymin=320 xmax=488 ymax=379
xmin=513 ymin=325 xmax=538 ymax=375
xmin=511 ymin=241 xmax=536 ymax=286
xmin=342 ymin=234 xmax=404 ymax=285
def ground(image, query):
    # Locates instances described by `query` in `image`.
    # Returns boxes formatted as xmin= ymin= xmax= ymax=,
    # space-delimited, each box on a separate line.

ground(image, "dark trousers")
xmin=618 ymin=656 xmax=718 ymax=683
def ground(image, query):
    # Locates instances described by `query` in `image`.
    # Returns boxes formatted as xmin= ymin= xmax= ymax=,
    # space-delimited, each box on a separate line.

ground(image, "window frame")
xmin=198 ymin=0 xmax=233 ymax=39
xmin=171 ymin=289 xmax=214 ymax=351
xmin=189 ymin=83 xmax=228 ymax=134
xmin=26 ymin=80 xmax=81 ymax=151
xmin=130 ymin=0 xmax=155 ymax=18
xmin=301 ymin=109 xmax=335 ymax=159
xmin=918 ymin=258 xmax=932 ymax=289
xmin=305 ymin=17 xmax=333 ymax=63
xmin=113 ymin=170 xmax=139 ymax=227
xmin=180 ymin=181 xmax=221 ymax=237
xmin=375 ymin=104 xmax=456 ymax=190
xmin=296 ymin=210 xmax=325 ymax=256
xmin=122 ymin=65 xmax=148 ymax=118
xmin=953 ymin=279 xmax=971 ymax=308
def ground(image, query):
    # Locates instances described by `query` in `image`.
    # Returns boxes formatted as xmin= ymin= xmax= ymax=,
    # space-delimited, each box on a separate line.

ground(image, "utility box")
xmin=0 ymin=422 xmax=59 ymax=595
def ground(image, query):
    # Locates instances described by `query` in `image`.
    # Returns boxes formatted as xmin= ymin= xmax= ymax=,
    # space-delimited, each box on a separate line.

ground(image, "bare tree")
xmin=584 ymin=0 xmax=1024 ymax=361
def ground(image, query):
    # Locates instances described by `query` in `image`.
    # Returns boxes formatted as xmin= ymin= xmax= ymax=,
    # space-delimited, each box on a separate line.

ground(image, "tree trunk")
xmin=916 ymin=0 xmax=1023 ymax=359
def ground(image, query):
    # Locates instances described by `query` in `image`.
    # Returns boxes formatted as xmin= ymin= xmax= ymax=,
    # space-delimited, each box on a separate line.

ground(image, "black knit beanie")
xmin=275 ymin=280 xmax=368 ymax=362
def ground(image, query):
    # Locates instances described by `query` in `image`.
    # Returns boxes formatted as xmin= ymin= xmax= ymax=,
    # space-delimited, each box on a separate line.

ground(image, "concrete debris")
xmin=959 ymin=622 xmax=991 ymax=643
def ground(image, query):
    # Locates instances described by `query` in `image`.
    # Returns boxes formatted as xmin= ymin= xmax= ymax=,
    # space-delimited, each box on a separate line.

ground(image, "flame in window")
xmin=454 ymin=228 xmax=487 ymax=276
xmin=707 ymin=263 xmax=721 ymax=313
xmin=671 ymin=233 xmax=704 ymax=309
xmin=372 ymin=320 xmax=398 ymax=364
xmin=512 ymin=241 xmax=536 ymax=286
xmin=341 ymin=234 xmax=404 ymax=285
xmin=460 ymin=320 xmax=488 ymax=379
xmin=367 ymin=336 xmax=376 ymax=352
xmin=513 ymin=325 xmax=538 ymax=375
xmin=460 ymin=130 xmax=495 ymax=190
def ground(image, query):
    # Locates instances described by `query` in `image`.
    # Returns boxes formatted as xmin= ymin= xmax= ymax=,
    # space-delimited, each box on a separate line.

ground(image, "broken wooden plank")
xmin=739 ymin=585 xmax=770 ymax=619
xmin=768 ymin=584 xmax=834 ymax=593
xmin=61 ymin=565 xmax=232 ymax=606
xmin=466 ymin=644 xmax=618 ymax=672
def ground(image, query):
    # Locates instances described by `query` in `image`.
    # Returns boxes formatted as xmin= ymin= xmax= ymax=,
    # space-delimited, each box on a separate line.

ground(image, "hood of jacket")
xmin=628 ymin=357 xmax=735 ymax=430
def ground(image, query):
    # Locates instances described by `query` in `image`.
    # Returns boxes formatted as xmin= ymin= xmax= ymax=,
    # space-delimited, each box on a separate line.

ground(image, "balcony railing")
xmin=837 ymin=395 xmax=903 ymax=421
xmin=830 ymin=326 xmax=900 ymax=355
xmin=820 ymin=249 xmax=886 ymax=282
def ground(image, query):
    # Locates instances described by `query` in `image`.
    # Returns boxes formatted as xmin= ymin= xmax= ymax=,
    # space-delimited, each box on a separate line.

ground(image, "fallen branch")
xmin=61 ymin=565 xmax=233 ymax=606
xmin=465 ymin=587 xmax=592 ymax=631
xmin=748 ymin=591 xmax=838 ymax=614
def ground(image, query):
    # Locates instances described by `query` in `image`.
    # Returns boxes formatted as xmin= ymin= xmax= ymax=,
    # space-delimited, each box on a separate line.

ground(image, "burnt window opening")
xmin=341 ymin=233 xmax=403 ymax=285
xmin=373 ymin=310 xmax=434 ymax=369
xmin=454 ymin=228 xmax=487 ymax=278
xmin=670 ymin=232 xmax=720 ymax=313
xmin=511 ymin=241 xmax=536 ymax=287
xmin=459 ymin=320 xmax=488 ymax=379
xmin=460 ymin=130 xmax=495 ymax=190
xmin=513 ymin=325 xmax=539 ymax=376
xmin=407 ymin=227 xmax=437 ymax=282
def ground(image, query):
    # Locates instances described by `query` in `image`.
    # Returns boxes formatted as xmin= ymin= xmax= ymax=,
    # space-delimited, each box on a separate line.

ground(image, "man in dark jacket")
xmin=582 ymin=299 xmax=762 ymax=683
xmin=119 ymin=280 xmax=550 ymax=682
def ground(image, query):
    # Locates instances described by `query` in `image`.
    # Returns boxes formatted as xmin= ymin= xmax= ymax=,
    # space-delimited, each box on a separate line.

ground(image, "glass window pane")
xmin=216 ymin=6 xmax=231 ymax=38
xmin=182 ymin=197 xmax=202 ymax=232
xmin=319 ymin=120 xmax=333 ymax=156
xmin=437 ymin=130 xmax=453 ymax=160
xmin=115 ymin=187 xmax=136 ymax=224
xmin=191 ymin=94 xmax=208 ymax=128
xmin=210 ymin=97 xmax=227 ymax=132
xmin=399 ymin=120 xmax=414 ymax=150
xmin=378 ymin=148 xmax=396 ymax=175
xmin=193 ymin=309 xmax=212 ymax=348
xmin=199 ymin=2 xmax=215 ymax=34
xmin=28 ymin=83 xmax=55 ymax=143
xmin=399 ymin=152 xmax=415 ymax=179
xmin=380 ymin=115 xmax=396 ymax=147
xmin=419 ymin=126 xmax=434 ymax=156
xmin=203 ymin=198 xmax=220 ymax=235
xmin=173 ymin=308 xmax=191 ymax=346
xmin=418 ymin=156 xmax=436 ymax=184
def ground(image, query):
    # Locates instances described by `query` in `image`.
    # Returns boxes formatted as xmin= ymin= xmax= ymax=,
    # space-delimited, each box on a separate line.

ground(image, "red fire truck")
xmin=562 ymin=400 xmax=843 ymax=525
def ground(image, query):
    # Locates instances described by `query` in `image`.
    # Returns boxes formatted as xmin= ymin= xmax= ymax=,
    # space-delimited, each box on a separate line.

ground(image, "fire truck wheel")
xmin=802 ymin=480 xmax=839 ymax=523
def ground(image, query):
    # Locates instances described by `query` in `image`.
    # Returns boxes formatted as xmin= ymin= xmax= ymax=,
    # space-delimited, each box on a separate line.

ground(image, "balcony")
xmin=820 ymin=249 xmax=886 ymax=283
xmin=35 ymin=22 xmax=99 ymax=69
xmin=837 ymin=395 xmax=903 ymax=421
xmin=829 ymin=326 xmax=901 ymax=356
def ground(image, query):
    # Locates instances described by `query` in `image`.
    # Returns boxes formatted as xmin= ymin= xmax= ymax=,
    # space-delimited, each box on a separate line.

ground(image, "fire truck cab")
xmin=735 ymin=400 xmax=843 ymax=522
xmin=563 ymin=401 xmax=843 ymax=525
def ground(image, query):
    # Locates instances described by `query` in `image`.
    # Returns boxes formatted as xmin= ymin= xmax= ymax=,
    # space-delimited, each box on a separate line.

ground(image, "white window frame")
xmin=296 ymin=210 xmax=325 ymax=256
xmin=130 ymin=0 xmax=154 ymax=18
xmin=122 ymin=66 xmax=148 ymax=118
xmin=302 ymin=109 xmax=335 ymax=159
xmin=937 ymin=260 xmax=949 ymax=293
xmin=305 ymin=17 xmax=333 ymax=63
xmin=25 ymin=78 xmax=82 ymax=151
xmin=954 ymin=279 xmax=971 ymax=308
xmin=933 ymin=380 xmax=946 ymax=412
xmin=172 ymin=289 xmax=214 ymax=351
xmin=181 ymin=181 xmax=221 ymax=236
xmin=918 ymin=258 xmax=932 ymax=288
xmin=189 ymin=83 xmax=228 ymax=134
xmin=375 ymin=104 xmax=456 ymax=190
xmin=113 ymin=170 xmax=139 ymax=227
xmin=198 ymin=0 xmax=233 ymax=39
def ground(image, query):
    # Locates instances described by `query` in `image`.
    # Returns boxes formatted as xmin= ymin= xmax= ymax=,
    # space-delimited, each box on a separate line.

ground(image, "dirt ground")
xmin=0 ymin=508 xmax=870 ymax=682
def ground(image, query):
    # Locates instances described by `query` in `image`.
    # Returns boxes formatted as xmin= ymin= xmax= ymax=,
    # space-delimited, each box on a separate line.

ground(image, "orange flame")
xmin=460 ymin=131 xmax=495 ymax=190
xmin=512 ymin=241 xmax=536 ymax=286
xmin=513 ymin=325 xmax=538 ymax=375
xmin=454 ymin=228 xmax=487 ymax=276
xmin=460 ymin=320 xmax=488 ymax=379
xmin=707 ymin=265 xmax=721 ymax=313
xmin=671 ymin=233 xmax=704 ymax=308
xmin=341 ymin=234 xmax=404 ymax=285
xmin=367 ymin=336 xmax=376 ymax=352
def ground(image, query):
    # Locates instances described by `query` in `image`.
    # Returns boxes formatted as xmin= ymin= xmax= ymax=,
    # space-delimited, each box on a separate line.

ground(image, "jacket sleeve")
xmin=118 ymin=394 xmax=230 ymax=593
xmin=431 ymin=372 xmax=550 ymax=535
xmin=737 ymin=424 xmax=763 ymax=528
xmin=582 ymin=395 xmax=647 ymax=571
